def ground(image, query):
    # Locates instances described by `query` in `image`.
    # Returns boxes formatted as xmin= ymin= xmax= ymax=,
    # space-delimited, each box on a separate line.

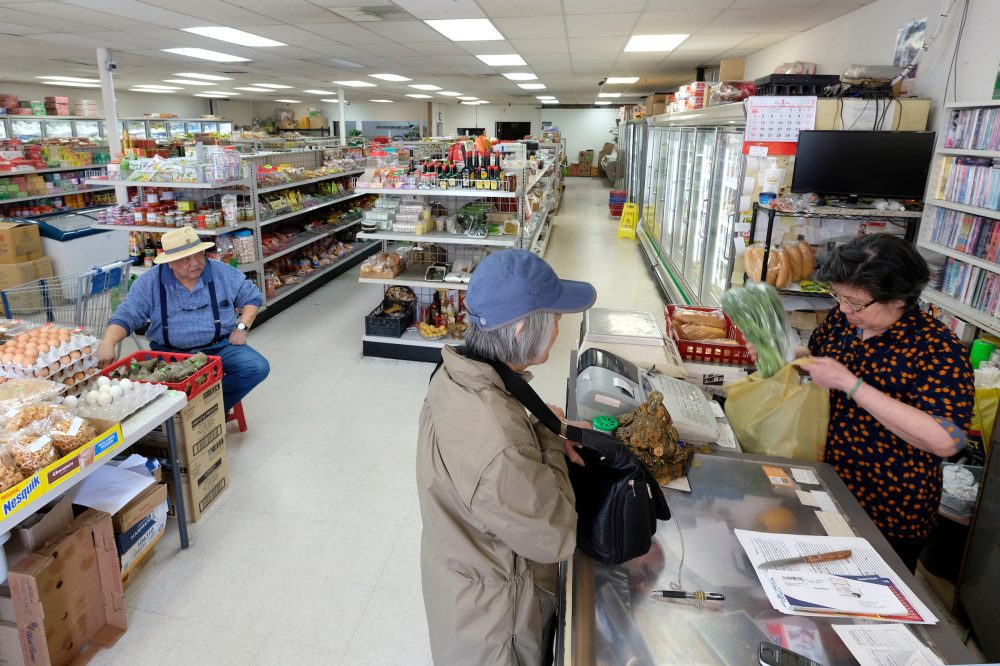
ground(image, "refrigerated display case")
xmin=118 ymin=118 xmax=234 ymax=140
xmin=637 ymin=104 xmax=747 ymax=305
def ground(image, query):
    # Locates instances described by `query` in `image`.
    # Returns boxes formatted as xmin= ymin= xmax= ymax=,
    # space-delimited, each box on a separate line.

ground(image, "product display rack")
xmin=0 ymin=185 xmax=114 ymax=206
xmin=917 ymin=99 xmax=1000 ymax=337
xmin=358 ymin=143 xmax=533 ymax=362
xmin=1 ymin=116 xmax=107 ymax=142
xmin=119 ymin=117 xmax=234 ymax=140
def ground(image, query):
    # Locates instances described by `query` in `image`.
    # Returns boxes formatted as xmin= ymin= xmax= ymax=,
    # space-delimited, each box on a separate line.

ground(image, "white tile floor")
xmin=92 ymin=177 xmax=665 ymax=665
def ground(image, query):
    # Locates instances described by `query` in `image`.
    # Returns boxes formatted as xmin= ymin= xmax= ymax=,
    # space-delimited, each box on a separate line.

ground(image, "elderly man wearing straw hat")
xmin=97 ymin=226 xmax=270 ymax=412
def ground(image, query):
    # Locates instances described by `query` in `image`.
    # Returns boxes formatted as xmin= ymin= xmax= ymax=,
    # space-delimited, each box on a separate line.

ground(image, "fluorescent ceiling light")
xmin=517 ymin=83 xmax=546 ymax=90
xmin=36 ymin=75 xmax=100 ymax=83
xmin=205 ymin=91 xmax=240 ymax=96
xmin=175 ymin=72 xmax=232 ymax=81
xmin=624 ymin=34 xmax=688 ymax=52
xmin=164 ymin=79 xmax=218 ymax=85
xmin=536 ymin=95 xmax=555 ymax=99
xmin=425 ymin=19 xmax=503 ymax=42
xmin=437 ymin=91 xmax=462 ymax=96
xmin=598 ymin=92 xmax=622 ymax=98
xmin=195 ymin=93 xmax=227 ymax=97
xmin=303 ymin=89 xmax=336 ymax=95
xmin=253 ymin=83 xmax=293 ymax=89
xmin=474 ymin=100 xmax=489 ymax=104
xmin=369 ymin=99 xmax=393 ymax=103
xmin=334 ymin=80 xmax=376 ymax=87
xmin=181 ymin=26 xmax=285 ymax=48
xmin=234 ymin=86 xmax=272 ymax=92
xmin=476 ymin=54 xmax=526 ymax=67
xmin=321 ymin=98 xmax=339 ymax=102
xmin=129 ymin=88 xmax=174 ymax=94
xmin=457 ymin=96 xmax=478 ymax=100
xmin=540 ymin=100 xmax=559 ymax=104
xmin=406 ymin=94 xmax=432 ymax=98
xmin=133 ymin=84 xmax=182 ymax=90
xmin=274 ymin=99 xmax=300 ymax=103
xmin=369 ymin=73 xmax=411 ymax=82
xmin=162 ymin=48 xmax=250 ymax=63
xmin=605 ymin=76 xmax=639 ymax=84
xmin=460 ymin=101 xmax=480 ymax=106
xmin=594 ymin=101 xmax=613 ymax=105
xmin=43 ymin=82 xmax=101 ymax=88
xmin=409 ymin=84 xmax=441 ymax=91
xmin=502 ymin=72 xmax=537 ymax=81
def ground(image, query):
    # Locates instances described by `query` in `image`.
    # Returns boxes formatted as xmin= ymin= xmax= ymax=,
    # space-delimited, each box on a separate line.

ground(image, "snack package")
xmin=672 ymin=308 xmax=727 ymax=341
xmin=5 ymin=404 xmax=96 ymax=457
xmin=9 ymin=431 xmax=59 ymax=476
xmin=0 ymin=446 xmax=25 ymax=492
xmin=0 ymin=378 xmax=65 ymax=412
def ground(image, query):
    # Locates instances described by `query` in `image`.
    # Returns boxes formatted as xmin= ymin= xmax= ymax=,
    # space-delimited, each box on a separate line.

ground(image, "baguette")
xmin=784 ymin=242 xmax=804 ymax=281
xmin=744 ymin=245 xmax=765 ymax=282
xmin=775 ymin=248 xmax=791 ymax=289
xmin=673 ymin=309 xmax=725 ymax=328
xmin=798 ymin=242 xmax=815 ymax=279
xmin=765 ymin=250 xmax=780 ymax=286
xmin=676 ymin=323 xmax=727 ymax=341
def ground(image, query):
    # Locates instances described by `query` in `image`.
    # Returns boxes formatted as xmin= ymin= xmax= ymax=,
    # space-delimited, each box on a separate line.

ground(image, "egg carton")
xmin=57 ymin=368 xmax=102 ymax=395
xmin=65 ymin=380 xmax=167 ymax=422
xmin=46 ymin=354 xmax=99 ymax=384
xmin=0 ymin=333 xmax=99 ymax=379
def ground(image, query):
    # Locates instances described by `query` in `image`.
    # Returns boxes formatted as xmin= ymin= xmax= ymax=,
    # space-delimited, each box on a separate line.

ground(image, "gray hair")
xmin=464 ymin=311 xmax=556 ymax=367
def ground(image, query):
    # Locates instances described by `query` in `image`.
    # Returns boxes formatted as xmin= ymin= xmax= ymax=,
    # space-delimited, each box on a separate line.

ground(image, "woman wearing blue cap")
xmin=417 ymin=250 xmax=597 ymax=666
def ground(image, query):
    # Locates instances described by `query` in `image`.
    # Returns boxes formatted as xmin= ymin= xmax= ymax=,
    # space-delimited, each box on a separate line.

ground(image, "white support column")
xmin=96 ymin=47 xmax=127 ymax=203
xmin=338 ymin=87 xmax=346 ymax=147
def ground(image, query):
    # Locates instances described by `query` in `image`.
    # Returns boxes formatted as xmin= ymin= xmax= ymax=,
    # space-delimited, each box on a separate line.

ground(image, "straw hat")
xmin=153 ymin=226 xmax=215 ymax=264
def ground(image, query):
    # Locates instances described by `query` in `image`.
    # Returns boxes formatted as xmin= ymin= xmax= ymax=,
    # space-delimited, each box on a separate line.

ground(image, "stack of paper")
xmin=734 ymin=530 xmax=938 ymax=624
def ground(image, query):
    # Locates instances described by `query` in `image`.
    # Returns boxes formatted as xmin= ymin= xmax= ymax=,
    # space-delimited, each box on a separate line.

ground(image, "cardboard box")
xmin=645 ymin=93 xmax=671 ymax=114
xmin=138 ymin=380 xmax=225 ymax=460
xmin=0 ymin=258 xmax=52 ymax=315
xmin=0 ymin=223 xmax=42 ymax=265
xmin=113 ymin=484 xmax=168 ymax=575
xmin=0 ymin=620 xmax=25 ymax=666
xmin=2 ymin=498 xmax=72 ymax=571
xmin=719 ymin=58 xmax=745 ymax=81
xmin=650 ymin=103 xmax=666 ymax=116
xmin=307 ymin=116 xmax=325 ymax=129
xmin=131 ymin=435 xmax=227 ymax=523
xmin=8 ymin=510 xmax=126 ymax=665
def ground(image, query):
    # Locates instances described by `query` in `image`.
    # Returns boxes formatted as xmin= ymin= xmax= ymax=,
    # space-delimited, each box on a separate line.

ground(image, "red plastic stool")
xmin=227 ymin=401 xmax=247 ymax=433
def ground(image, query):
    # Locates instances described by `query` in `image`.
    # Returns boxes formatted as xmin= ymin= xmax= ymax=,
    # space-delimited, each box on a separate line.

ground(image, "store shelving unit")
xmin=90 ymin=222 xmax=254 ymax=236
xmin=258 ymin=191 xmax=364 ymax=227
xmin=0 ymin=185 xmax=114 ymax=206
xmin=256 ymin=169 xmax=364 ymax=194
xmin=119 ymin=117 xmax=233 ymax=140
xmin=916 ymin=99 xmax=1000 ymax=337
xmin=1 ymin=116 xmax=106 ymax=141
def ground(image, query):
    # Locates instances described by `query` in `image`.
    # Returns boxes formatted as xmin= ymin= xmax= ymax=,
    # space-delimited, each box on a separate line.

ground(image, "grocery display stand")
xmin=0 ymin=389 xmax=190 ymax=578
xmin=916 ymin=100 xmax=1000 ymax=337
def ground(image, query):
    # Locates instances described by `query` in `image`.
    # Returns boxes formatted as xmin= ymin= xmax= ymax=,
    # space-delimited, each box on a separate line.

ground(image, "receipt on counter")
xmin=832 ymin=624 xmax=943 ymax=666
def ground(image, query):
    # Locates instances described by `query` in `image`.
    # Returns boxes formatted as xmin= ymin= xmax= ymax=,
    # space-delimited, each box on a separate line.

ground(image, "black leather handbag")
xmin=464 ymin=350 xmax=671 ymax=565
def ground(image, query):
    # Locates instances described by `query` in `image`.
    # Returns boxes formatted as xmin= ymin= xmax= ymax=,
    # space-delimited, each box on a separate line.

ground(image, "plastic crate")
xmin=753 ymin=74 xmax=840 ymax=97
xmin=365 ymin=300 xmax=414 ymax=338
xmin=102 ymin=350 xmax=223 ymax=399
xmin=664 ymin=304 xmax=752 ymax=366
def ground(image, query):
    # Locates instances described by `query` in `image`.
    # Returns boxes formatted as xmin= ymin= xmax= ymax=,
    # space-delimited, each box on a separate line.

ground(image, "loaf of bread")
xmin=784 ymin=242 xmax=804 ymax=281
xmin=765 ymin=250 xmax=780 ymax=286
xmin=676 ymin=322 xmax=727 ymax=341
xmin=744 ymin=245 xmax=765 ymax=282
xmin=798 ymin=242 xmax=815 ymax=279
xmin=774 ymin=248 xmax=791 ymax=288
xmin=673 ymin=308 xmax=725 ymax=328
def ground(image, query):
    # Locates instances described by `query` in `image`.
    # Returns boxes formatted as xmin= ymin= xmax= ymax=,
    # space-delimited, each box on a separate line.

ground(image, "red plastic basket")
xmin=102 ymin=351 xmax=223 ymax=399
xmin=664 ymin=304 xmax=752 ymax=366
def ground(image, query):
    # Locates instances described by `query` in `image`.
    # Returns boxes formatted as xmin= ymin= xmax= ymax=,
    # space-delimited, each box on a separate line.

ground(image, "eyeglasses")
xmin=829 ymin=290 xmax=877 ymax=313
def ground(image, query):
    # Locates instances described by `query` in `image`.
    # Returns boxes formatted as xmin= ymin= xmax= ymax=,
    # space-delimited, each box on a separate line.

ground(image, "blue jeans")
xmin=150 ymin=340 xmax=270 ymax=411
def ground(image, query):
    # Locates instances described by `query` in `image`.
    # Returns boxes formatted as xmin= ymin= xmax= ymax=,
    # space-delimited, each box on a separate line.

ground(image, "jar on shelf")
xmin=232 ymin=230 xmax=257 ymax=264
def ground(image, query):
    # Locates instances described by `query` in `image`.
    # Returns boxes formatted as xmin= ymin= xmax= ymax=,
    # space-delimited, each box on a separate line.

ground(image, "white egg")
xmin=98 ymin=384 xmax=111 ymax=394
xmin=96 ymin=376 xmax=111 ymax=388
xmin=97 ymin=392 xmax=113 ymax=406
xmin=109 ymin=385 xmax=124 ymax=398
xmin=120 ymin=379 xmax=133 ymax=392
xmin=62 ymin=395 xmax=78 ymax=409
xmin=86 ymin=390 xmax=101 ymax=405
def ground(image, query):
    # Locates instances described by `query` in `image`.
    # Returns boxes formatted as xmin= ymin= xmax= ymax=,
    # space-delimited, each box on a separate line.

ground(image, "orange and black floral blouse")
xmin=809 ymin=306 xmax=974 ymax=541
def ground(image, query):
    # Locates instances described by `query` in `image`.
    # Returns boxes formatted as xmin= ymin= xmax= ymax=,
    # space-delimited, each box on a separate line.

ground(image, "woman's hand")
xmin=562 ymin=420 xmax=591 ymax=467
xmin=547 ymin=403 xmax=566 ymax=420
xmin=800 ymin=356 xmax=857 ymax=392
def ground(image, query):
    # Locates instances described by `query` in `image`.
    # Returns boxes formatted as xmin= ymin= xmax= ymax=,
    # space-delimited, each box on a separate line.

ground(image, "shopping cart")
xmin=0 ymin=259 xmax=134 ymax=335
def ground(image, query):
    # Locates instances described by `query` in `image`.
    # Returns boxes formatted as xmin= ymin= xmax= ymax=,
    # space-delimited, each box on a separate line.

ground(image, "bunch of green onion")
xmin=721 ymin=282 xmax=793 ymax=378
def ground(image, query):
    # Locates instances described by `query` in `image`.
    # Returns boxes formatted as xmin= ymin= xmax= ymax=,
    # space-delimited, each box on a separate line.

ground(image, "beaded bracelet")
xmin=846 ymin=377 xmax=864 ymax=400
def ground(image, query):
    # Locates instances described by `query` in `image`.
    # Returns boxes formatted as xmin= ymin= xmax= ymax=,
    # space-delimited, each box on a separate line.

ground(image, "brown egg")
xmin=23 ymin=352 xmax=37 ymax=363
xmin=24 ymin=342 xmax=37 ymax=351
xmin=86 ymin=367 xmax=97 ymax=376
xmin=37 ymin=343 xmax=49 ymax=354
xmin=12 ymin=354 xmax=23 ymax=366
xmin=0 ymin=352 xmax=11 ymax=364
xmin=48 ymin=362 xmax=60 ymax=374
xmin=73 ymin=371 xmax=85 ymax=382
xmin=59 ymin=354 xmax=72 ymax=367
xmin=35 ymin=368 xmax=49 ymax=378
xmin=83 ymin=346 xmax=92 ymax=355
xmin=58 ymin=330 xmax=71 ymax=341
xmin=62 ymin=377 xmax=74 ymax=386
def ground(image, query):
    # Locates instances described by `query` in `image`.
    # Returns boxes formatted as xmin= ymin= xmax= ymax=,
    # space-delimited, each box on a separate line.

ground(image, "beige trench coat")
xmin=417 ymin=346 xmax=577 ymax=665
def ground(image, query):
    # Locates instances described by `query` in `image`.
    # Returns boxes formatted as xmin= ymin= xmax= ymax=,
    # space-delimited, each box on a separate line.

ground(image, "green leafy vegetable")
xmin=721 ymin=281 xmax=793 ymax=378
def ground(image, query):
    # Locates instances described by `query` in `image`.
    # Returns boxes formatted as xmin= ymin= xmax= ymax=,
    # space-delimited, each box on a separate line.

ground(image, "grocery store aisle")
xmin=95 ymin=177 xmax=663 ymax=666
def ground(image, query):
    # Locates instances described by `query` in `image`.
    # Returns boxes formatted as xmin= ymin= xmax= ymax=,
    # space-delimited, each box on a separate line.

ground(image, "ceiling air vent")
xmin=331 ymin=5 xmax=411 ymax=22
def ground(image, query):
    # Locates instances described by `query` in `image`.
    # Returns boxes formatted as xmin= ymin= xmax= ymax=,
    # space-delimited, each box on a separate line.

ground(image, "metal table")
xmin=559 ymin=352 xmax=973 ymax=665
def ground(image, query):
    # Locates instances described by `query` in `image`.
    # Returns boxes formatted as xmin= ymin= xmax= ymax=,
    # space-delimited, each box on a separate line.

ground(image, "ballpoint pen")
xmin=651 ymin=590 xmax=726 ymax=601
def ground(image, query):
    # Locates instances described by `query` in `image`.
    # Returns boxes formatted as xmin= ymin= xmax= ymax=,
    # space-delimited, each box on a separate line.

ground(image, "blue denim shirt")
xmin=110 ymin=259 xmax=263 ymax=349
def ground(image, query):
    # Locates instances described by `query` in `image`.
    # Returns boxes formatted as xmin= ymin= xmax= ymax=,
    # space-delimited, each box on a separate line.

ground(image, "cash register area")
xmin=95 ymin=178 xmax=982 ymax=665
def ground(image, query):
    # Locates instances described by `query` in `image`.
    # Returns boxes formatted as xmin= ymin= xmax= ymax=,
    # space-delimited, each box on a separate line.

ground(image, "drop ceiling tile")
xmin=0 ymin=22 xmax=49 ymax=35
xmin=737 ymin=31 xmax=797 ymax=49
xmin=525 ymin=54 xmax=572 ymax=68
xmin=719 ymin=48 xmax=759 ymax=58
xmin=62 ymin=0 xmax=203 ymax=29
xmin=563 ymin=0 xmax=647 ymax=13
xmin=236 ymin=25 xmax=340 ymax=46
xmin=674 ymin=33 xmax=753 ymax=51
xmin=565 ymin=13 xmax=639 ymax=38
xmin=571 ymin=52 xmax=615 ymax=64
xmin=614 ymin=52 xmax=671 ymax=64
xmin=431 ymin=55 xmax=483 ymax=67
xmin=137 ymin=0 xmax=273 ymax=26
xmin=455 ymin=40 xmax=517 ymax=55
xmin=402 ymin=42 xmax=467 ymax=57
xmin=474 ymin=0 xmax=564 ymax=17
xmin=511 ymin=38 xmax=569 ymax=55
xmin=635 ymin=9 xmax=728 ymax=33
xmin=222 ymin=0 xmax=343 ymax=23
xmin=365 ymin=20 xmax=449 ymax=43
xmin=663 ymin=51 xmax=725 ymax=67
xmin=391 ymin=0 xmax=484 ymax=19
xmin=361 ymin=43 xmax=420 ymax=58
xmin=778 ymin=4 xmax=864 ymax=30
xmin=26 ymin=31 xmax=136 ymax=49
xmin=568 ymin=37 xmax=626 ymax=54
xmin=702 ymin=8 xmax=807 ymax=33
xmin=493 ymin=17 xmax=565 ymax=39
xmin=0 ymin=5 xmax=111 ymax=32
xmin=296 ymin=23 xmax=391 ymax=44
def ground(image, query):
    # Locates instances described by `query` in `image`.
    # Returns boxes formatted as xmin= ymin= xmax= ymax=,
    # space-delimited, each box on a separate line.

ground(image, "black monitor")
xmin=790 ymin=130 xmax=936 ymax=202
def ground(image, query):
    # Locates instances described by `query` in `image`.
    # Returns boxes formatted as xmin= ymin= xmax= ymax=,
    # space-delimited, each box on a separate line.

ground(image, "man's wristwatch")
xmin=236 ymin=322 xmax=250 ymax=332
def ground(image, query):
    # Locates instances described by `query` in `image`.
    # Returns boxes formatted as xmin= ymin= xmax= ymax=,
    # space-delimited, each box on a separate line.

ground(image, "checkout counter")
xmin=559 ymin=316 xmax=976 ymax=665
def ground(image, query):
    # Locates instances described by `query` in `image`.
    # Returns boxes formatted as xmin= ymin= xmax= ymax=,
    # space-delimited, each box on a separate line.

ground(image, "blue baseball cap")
xmin=466 ymin=250 xmax=597 ymax=330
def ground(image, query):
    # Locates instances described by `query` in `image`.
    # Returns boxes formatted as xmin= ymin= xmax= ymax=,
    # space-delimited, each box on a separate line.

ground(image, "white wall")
xmin=541 ymin=108 xmax=619 ymax=159
xmin=441 ymin=104 xmax=541 ymax=138
xmin=744 ymin=0 xmax=1000 ymax=123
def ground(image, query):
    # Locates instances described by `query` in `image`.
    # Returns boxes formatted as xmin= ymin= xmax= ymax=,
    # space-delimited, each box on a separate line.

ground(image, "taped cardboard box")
xmin=138 ymin=379 xmax=225 ymax=462
xmin=8 ymin=510 xmax=126 ymax=665
xmin=113 ymin=483 xmax=168 ymax=576
xmin=130 ymin=436 xmax=227 ymax=523
xmin=0 ymin=223 xmax=42 ymax=265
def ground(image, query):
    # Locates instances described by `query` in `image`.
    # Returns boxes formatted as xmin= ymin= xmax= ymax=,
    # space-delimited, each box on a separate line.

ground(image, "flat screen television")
xmin=790 ymin=130 xmax=936 ymax=202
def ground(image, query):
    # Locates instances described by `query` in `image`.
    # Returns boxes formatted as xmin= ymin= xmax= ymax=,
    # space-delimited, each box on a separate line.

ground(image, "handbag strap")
xmin=453 ymin=347 xmax=585 ymax=443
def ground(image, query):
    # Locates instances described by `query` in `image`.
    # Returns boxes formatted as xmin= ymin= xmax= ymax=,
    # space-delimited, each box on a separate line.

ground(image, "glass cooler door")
xmin=669 ymin=128 xmax=697 ymax=273
xmin=641 ymin=129 xmax=663 ymax=237
xmin=682 ymin=128 xmax=719 ymax=302
xmin=702 ymin=130 xmax=746 ymax=305
xmin=656 ymin=129 xmax=681 ymax=254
